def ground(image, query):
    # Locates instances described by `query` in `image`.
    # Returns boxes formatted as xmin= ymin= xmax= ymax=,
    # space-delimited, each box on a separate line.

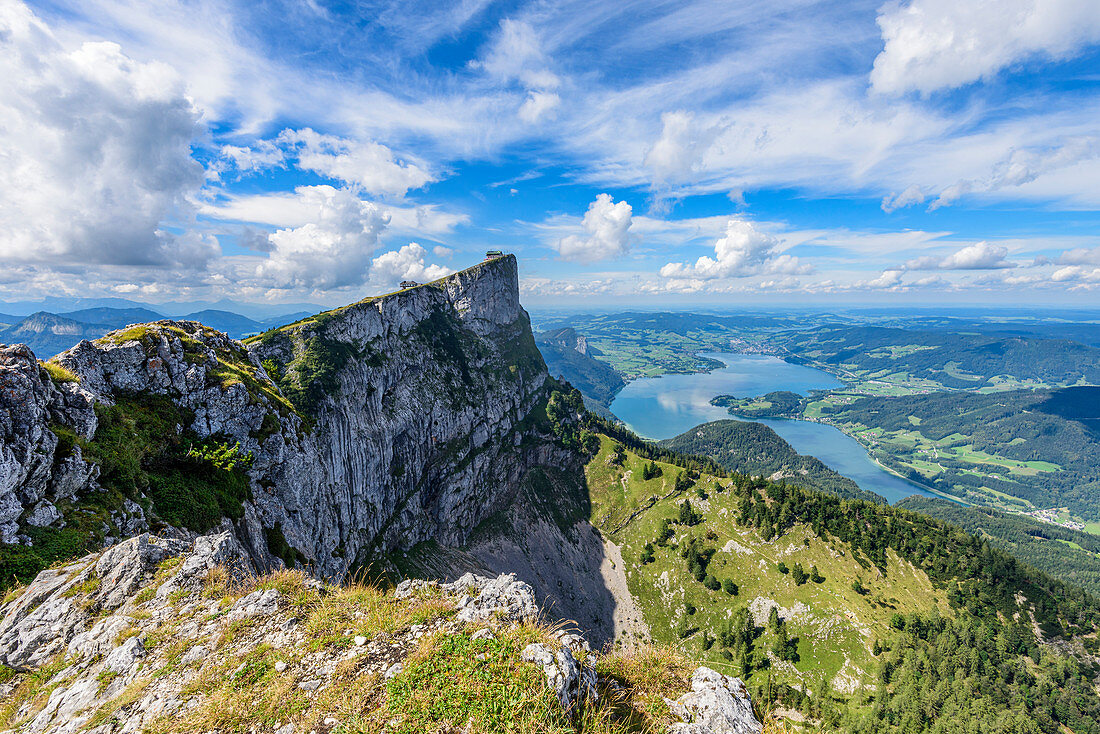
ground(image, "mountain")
xmin=0 ymin=255 xmax=570 ymax=585
xmin=0 ymin=307 xmax=310 ymax=357
xmin=0 ymin=296 xmax=327 ymax=321
xmin=583 ymin=420 xmax=1100 ymax=732
xmin=180 ymin=309 xmax=265 ymax=337
xmin=4 ymin=259 xmax=1100 ymax=732
xmin=58 ymin=306 xmax=165 ymax=326
xmin=535 ymin=326 xmax=625 ymax=414
xmin=0 ymin=312 xmax=106 ymax=357
xmin=777 ymin=324 xmax=1100 ymax=389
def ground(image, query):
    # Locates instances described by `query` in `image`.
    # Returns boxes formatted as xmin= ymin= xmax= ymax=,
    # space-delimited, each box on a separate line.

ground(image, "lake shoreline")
xmin=608 ymin=352 xmax=938 ymax=504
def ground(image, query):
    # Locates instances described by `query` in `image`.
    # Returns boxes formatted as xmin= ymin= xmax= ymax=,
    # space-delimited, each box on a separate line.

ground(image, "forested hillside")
xmin=899 ymin=497 xmax=1100 ymax=596
xmin=584 ymin=418 xmax=1100 ymax=732
xmin=658 ymin=419 xmax=883 ymax=503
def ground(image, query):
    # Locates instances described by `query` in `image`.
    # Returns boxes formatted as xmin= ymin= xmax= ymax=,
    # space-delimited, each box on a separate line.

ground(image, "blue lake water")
xmin=608 ymin=353 xmax=937 ymax=504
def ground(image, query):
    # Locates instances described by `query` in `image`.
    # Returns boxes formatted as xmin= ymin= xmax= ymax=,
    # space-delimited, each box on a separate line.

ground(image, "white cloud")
xmin=518 ymin=91 xmax=561 ymax=123
xmin=370 ymin=243 xmax=452 ymax=285
xmin=201 ymin=192 xmax=467 ymax=238
xmin=474 ymin=18 xmax=562 ymax=123
xmin=863 ymin=269 xmax=905 ymax=289
xmin=278 ymin=129 xmax=434 ymax=197
xmin=927 ymin=137 xmax=1100 ymax=209
xmin=903 ymin=241 xmax=1017 ymax=270
xmin=475 ymin=19 xmax=559 ymax=89
xmin=1058 ymin=247 xmax=1100 ymax=265
xmin=432 ymin=245 xmax=454 ymax=259
xmin=219 ymin=140 xmax=283 ymax=175
xmin=218 ymin=128 xmax=435 ymax=198
xmin=872 ymin=0 xmax=1100 ymax=95
xmin=1052 ymin=265 xmax=1100 ymax=283
xmin=555 ymin=194 xmax=633 ymax=263
xmin=881 ymin=184 xmax=926 ymax=213
xmin=0 ymin=2 xmax=211 ymax=268
xmin=644 ymin=110 xmax=722 ymax=184
xmin=257 ymin=186 xmax=389 ymax=290
xmin=659 ymin=219 xmax=809 ymax=281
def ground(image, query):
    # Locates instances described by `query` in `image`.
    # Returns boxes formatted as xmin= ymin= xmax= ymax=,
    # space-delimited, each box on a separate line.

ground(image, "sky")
xmin=2 ymin=0 xmax=1100 ymax=309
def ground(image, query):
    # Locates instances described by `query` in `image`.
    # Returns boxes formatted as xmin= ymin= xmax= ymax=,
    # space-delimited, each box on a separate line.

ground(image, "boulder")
xmin=667 ymin=667 xmax=763 ymax=734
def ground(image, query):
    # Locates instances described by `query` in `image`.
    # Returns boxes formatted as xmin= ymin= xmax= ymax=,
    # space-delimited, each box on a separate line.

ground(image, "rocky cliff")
xmin=0 ymin=256 xmax=577 ymax=587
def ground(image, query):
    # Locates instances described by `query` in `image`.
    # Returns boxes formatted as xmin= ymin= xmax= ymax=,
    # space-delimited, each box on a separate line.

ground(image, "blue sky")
xmin=2 ymin=0 xmax=1099 ymax=307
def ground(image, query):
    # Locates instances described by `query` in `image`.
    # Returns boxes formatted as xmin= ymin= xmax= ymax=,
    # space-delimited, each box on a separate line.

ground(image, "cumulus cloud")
xmin=219 ymin=128 xmax=434 ymax=197
xmin=872 ymin=0 xmax=1100 ymax=95
xmin=556 ymin=194 xmax=634 ymax=263
xmin=1057 ymin=247 xmax=1100 ymax=265
xmin=0 ymin=1 xmax=211 ymax=268
xmin=659 ymin=219 xmax=809 ymax=281
xmin=1052 ymin=265 xmax=1100 ymax=284
xmin=902 ymin=241 xmax=1017 ymax=270
xmin=257 ymin=186 xmax=389 ymax=290
xmin=863 ymin=270 xmax=905 ymax=289
xmin=645 ymin=110 xmax=722 ymax=184
xmin=239 ymin=227 xmax=275 ymax=253
xmin=370 ymin=243 xmax=453 ymax=285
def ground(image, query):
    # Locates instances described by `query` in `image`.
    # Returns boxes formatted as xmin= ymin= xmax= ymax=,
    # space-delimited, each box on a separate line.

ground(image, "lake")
xmin=608 ymin=352 xmax=937 ymax=504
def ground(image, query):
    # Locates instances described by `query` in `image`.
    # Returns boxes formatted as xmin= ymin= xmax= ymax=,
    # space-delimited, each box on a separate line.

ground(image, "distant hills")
xmin=0 ymin=306 xmax=313 ymax=357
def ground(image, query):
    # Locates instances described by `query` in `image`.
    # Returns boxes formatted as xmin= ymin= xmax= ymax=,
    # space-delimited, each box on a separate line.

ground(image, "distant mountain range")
xmin=0 ymin=306 xmax=313 ymax=358
xmin=0 ymin=295 xmax=326 ymax=321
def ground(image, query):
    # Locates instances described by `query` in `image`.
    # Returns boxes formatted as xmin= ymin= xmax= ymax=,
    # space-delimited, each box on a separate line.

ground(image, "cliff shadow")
xmin=397 ymin=464 xmax=636 ymax=649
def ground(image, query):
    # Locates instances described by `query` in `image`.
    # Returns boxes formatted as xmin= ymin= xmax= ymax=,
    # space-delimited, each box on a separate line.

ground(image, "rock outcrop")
xmin=667 ymin=667 xmax=764 ymax=734
xmin=0 ymin=344 xmax=99 ymax=544
xmin=0 ymin=256 xmax=576 ymax=582
xmin=0 ymin=532 xmax=632 ymax=733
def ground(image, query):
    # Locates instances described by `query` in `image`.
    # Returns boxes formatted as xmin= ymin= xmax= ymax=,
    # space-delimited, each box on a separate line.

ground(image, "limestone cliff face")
xmin=0 ymin=256 xmax=574 ymax=578
xmin=243 ymin=255 xmax=568 ymax=575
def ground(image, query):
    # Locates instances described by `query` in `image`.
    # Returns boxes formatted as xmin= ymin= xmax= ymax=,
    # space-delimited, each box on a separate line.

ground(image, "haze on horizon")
xmin=2 ymin=0 xmax=1099 ymax=310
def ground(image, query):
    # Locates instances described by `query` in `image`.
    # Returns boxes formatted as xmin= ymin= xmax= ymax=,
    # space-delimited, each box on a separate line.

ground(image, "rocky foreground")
xmin=0 ymin=533 xmax=763 ymax=734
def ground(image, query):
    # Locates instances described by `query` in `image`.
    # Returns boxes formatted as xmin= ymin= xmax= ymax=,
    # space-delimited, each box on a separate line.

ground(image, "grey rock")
xmin=94 ymin=534 xmax=188 ymax=610
xmin=667 ymin=667 xmax=763 ymax=734
xmin=103 ymin=635 xmax=145 ymax=674
xmin=0 ymin=344 xmax=98 ymax=545
xmin=447 ymin=573 xmax=540 ymax=624
xmin=181 ymin=644 xmax=208 ymax=667
xmin=521 ymin=641 xmax=598 ymax=715
xmin=24 ymin=500 xmax=61 ymax=527
xmin=67 ymin=615 xmax=133 ymax=660
xmin=227 ymin=588 xmax=281 ymax=621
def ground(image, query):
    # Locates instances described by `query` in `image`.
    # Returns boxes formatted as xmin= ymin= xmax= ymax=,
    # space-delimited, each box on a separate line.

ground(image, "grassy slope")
xmin=586 ymin=436 xmax=949 ymax=693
